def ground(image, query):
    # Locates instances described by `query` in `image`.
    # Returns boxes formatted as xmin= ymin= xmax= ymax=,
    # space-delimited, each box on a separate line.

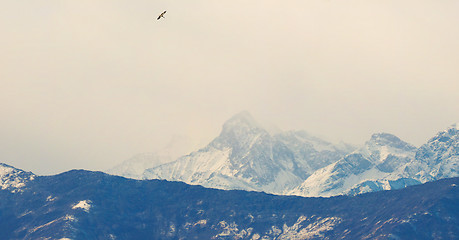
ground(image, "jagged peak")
xmin=368 ymin=133 xmax=401 ymax=146
xmin=0 ymin=162 xmax=16 ymax=169
xmin=370 ymin=132 xmax=400 ymax=141
xmin=0 ymin=163 xmax=29 ymax=174
xmin=423 ymin=123 xmax=459 ymax=145
xmin=434 ymin=123 xmax=459 ymax=135
xmin=222 ymin=111 xmax=263 ymax=132
xmin=366 ymin=133 xmax=415 ymax=150
xmin=205 ymin=111 xmax=269 ymax=150
xmin=0 ymin=162 xmax=35 ymax=192
xmin=448 ymin=123 xmax=459 ymax=131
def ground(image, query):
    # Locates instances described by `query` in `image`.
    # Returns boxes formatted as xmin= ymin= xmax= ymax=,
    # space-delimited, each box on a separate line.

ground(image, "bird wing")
xmin=157 ymin=11 xmax=166 ymax=20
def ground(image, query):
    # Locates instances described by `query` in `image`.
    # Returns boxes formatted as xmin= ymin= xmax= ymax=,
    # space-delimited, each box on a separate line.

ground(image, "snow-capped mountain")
xmin=346 ymin=123 xmax=459 ymax=196
xmin=292 ymin=123 xmax=459 ymax=197
xmin=143 ymin=111 xmax=353 ymax=194
xmin=401 ymin=123 xmax=459 ymax=182
xmin=0 ymin=163 xmax=35 ymax=193
xmin=107 ymin=135 xmax=203 ymax=179
xmin=106 ymin=110 xmax=457 ymax=198
xmin=290 ymin=133 xmax=417 ymax=197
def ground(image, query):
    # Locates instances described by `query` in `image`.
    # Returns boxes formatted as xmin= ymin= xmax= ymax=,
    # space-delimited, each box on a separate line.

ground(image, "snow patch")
xmin=19 ymin=210 xmax=33 ymax=218
xmin=251 ymin=233 xmax=261 ymax=240
xmin=193 ymin=219 xmax=207 ymax=227
xmin=64 ymin=214 xmax=76 ymax=221
xmin=47 ymin=195 xmax=57 ymax=202
xmin=72 ymin=200 xmax=92 ymax=212
xmin=379 ymin=146 xmax=390 ymax=162
xmin=29 ymin=214 xmax=76 ymax=234
xmin=214 ymin=221 xmax=251 ymax=239
xmin=277 ymin=216 xmax=341 ymax=239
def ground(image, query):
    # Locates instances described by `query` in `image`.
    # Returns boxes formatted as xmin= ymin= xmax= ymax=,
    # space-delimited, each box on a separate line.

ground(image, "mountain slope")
xmin=143 ymin=112 xmax=352 ymax=194
xmin=292 ymin=124 xmax=459 ymax=197
xmin=403 ymin=123 xmax=459 ymax=182
xmin=290 ymin=133 xmax=417 ymax=197
xmin=0 ymin=165 xmax=458 ymax=239
xmin=106 ymin=112 xmax=457 ymax=197
xmin=0 ymin=163 xmax=35 ymax=193
xmin=106 ymin=135 xmax=202 ymax=179
xmin=346 ymin=123 xmax=459 ymax=196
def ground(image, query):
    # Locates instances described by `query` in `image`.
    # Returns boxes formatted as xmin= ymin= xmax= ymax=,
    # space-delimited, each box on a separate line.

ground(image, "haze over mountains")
xmin=143 ymin=112 xmax=354 ymax=194
xmin=1 ymin=112 xmax=458 ymax=239
xmin=108 ymin=112 xmax=459 ymax=197
xmin=107 ymin=135 xmax=205 ymax=179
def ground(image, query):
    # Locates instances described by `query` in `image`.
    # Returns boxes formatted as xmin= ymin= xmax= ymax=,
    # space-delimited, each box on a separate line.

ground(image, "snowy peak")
xmin=362 ymin=133 xmax=416 ymax=164
xmin=115 ymin=112 xmax=457 ymax=198
xmin=144 ymin=112 xmax=353 ymax=194
xmin=220 ymin=111 xmax=265 ymax=139
xmin=367 ymin=133 xmax=416 ymax=151
xmin=290 ymin=133 xmax=417 ymax=197
xmin=331 ymin=125 xmax=458 ymax=196
xmin=0 ymin=163 xmax=35 ymax=192
xmin=416 ymin=124 xmax=459 ymax=162
xmin=209 ymin=112 xmax=269 ymax=152
xmin=450 ymin=123 xmax=459 ymax=131
xmin=362 ymin=133 xmax=416 ymax=171
xmin=433 ymin=124 xmax=458 ymax=143
xmin=222 ymin=111 xmax=260 ymax=131
xmin=409 ymin=123 xmax=459 ymax=181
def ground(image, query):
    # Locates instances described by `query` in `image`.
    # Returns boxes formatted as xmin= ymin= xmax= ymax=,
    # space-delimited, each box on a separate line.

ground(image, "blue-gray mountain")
xmin=0 ymin=163 xmax=458 ymax=239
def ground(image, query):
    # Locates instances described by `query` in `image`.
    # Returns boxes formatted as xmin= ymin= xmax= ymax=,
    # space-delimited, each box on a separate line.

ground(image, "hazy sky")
xmin=1 ymin=0 xmax=458 ymax=175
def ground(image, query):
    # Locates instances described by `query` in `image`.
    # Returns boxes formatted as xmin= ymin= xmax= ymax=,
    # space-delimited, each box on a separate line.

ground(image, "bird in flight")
xmin=157 ymin=11 xmax=166 ymax=20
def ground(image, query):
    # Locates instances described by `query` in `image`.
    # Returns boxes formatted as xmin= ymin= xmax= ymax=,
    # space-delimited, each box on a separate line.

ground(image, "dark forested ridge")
xmin=0 ymin=169 xmax=458 ymax=239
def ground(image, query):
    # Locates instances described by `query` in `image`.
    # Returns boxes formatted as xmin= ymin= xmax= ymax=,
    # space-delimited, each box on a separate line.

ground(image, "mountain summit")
xmin=290 ymin=124 xmax=459 ymax=197
xmin=0 ymin=163 xmax=35 ymax=193
xmin=221 ymin=111 xmax=261 ymax=132
xmin=143 ymin=112 xmax=353 ymax=194
xmin=289 ymin=132 xmax=417 ymax=197
xmin=401 ymin=123 xmax=459 ymax=182
xmin=108 ymin=112 xmax=458 ymax=198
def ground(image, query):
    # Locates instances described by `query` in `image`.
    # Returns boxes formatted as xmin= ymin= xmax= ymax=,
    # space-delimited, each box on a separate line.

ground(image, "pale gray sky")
xmin=1 ymin=0 xmax=458 ymax=175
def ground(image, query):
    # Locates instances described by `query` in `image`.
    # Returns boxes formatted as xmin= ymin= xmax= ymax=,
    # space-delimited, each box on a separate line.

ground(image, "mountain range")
xmin=0 ymin=163 xmax=457 ymax=239
xmin=111 ymin=112 xmax=459 ymax=197
xmin=143 ymin=111 xmax=354 ymax=194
